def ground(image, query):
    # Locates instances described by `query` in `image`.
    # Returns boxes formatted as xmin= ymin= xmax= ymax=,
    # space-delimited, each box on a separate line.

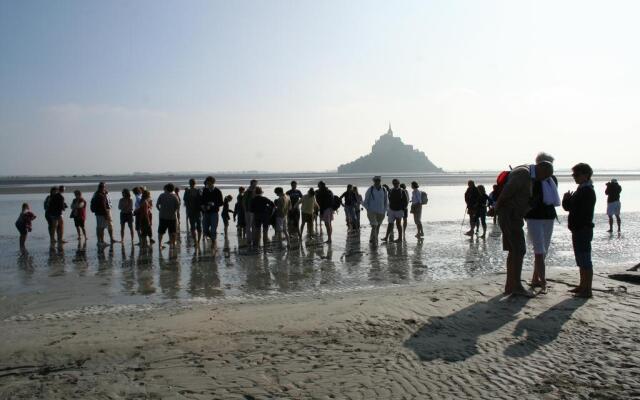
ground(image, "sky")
xmin=1 ymin=0 xmax=639 ymax=175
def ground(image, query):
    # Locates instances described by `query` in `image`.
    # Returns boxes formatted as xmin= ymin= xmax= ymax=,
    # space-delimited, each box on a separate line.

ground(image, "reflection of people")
xmin=525 ymin=152 xmax=561 ymax=291
xmin=495 ymin=161 xmax=553 ymax=296
xmin=605 ymin=179 xmax=622 ymax=233
xmin=563 ymin=163 xmax=596 ymax=298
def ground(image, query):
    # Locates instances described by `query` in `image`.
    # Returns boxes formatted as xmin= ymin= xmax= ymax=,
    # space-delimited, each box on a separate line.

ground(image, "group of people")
xmin=14 ymin=158 xmax=624 ymax=298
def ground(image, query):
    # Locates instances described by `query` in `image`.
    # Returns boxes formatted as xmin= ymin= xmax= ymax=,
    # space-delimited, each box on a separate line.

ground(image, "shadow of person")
xmin=404 ymin=294 xmax=531 ymax=362
xmin=504 ymin=297 xmax=588 ymax=358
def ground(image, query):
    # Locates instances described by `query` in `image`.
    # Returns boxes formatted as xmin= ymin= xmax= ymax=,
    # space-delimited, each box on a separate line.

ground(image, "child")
xmin=137 ymin=190 xmax=153 ymax=248
xmin=119 ymin=188 xmax=135 ymax=243
xmin=562 ymin=163 xmax=596 ymax=298
xmin=222 ymin=195 xmax=234 ymax=235
xmin=16 ymin=203 xmax=37 ymax=250
xmin=70 ymin=190 xmax=87 ymax=240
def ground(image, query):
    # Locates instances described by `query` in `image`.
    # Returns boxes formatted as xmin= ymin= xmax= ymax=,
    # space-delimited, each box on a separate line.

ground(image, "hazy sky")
xmin=1 ymin=0 xmax=639 ymax=175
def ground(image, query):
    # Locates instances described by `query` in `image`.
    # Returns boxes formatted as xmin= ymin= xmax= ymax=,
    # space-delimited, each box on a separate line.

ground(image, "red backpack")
xmin=494 ymin=170 xmax=511 ymax=201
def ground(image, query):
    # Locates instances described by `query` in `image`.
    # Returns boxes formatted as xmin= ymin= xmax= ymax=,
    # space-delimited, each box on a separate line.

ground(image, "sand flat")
xmin=1 ymin=267 xmax=639 ymax=399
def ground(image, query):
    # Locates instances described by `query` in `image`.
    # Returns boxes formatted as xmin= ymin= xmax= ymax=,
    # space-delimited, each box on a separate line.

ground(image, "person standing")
xmin=382 ymin=179 xmax=408 ymax=243
xmin=138 ymin=190 xmax=153 ymax=248
xmin=201 ymin=176 xmax=223 ymax=243
xmin=15 ymin=203 xmax=36 ymax=251
xmin=410 ymin=181 xmax=425 ymax=238
xmin=353 ymin=186 xmax=363 ymax=230
xmin=464 ymin=180 xmax=480 ymax=236
xmin=118 ymin=188 xmax=135 ymax=243
xmin=274 ymin=187 xmax=291 ymax=244
xmin=563 ymin=163 xmax=596 ymax=298
xmin=174 ymin=186 xmax=182 ymax=241
xmin=250 ymin=186 xmax=275 ymax=248
xmin=92 ymin=182 xmax=117 ymax=246
xmin=339 ymin=184 xmax=357 ymax=232
xmin=183 ymin=179 xmax=202 ymax=243
xmin=315 ymin=181 xmax=335 ymax=244
xmin=233 ymin=186 xmax=246 ymax=237
xmin=70 ymin=190 xmax=87 ymax=240
xmin=286 ymin=181 xmax=303 ymax=237
xmin=525 ymin=152 xmax=561 ymax=291
xmin=363 ymin=176 xmax=388 ymax=245
xmin=475 ymin=185 xmax=490 ymax=238
xmin=156 ymin=183 xmax=181 ymax=249
xmin=243 ymin=180 xmax=258 ymax=242
xmin=299 ymin=188 xmax=320 ymax=238
xmin=44 ymin=186 xmax=60 ymax=245
xmin=495 ymin=161 xmax=554 ymax=296
xmin=605 ymin=179 xmax=622 ymax=233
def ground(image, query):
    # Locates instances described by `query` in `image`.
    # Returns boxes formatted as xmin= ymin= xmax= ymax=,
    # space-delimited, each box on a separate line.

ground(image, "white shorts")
xmin=387 ymin=209 xmax=404 ymax=223
xmin=275 ymin=216 xmax=287 ymax=232
xmin=526 ymin=219 xmax=555 ymax=255
xmin=607 ymin=201 xmax=621 ymax=217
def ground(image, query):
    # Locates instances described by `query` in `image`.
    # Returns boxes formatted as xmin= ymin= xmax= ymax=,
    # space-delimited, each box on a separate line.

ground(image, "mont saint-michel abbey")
xmin=337 ymin=125 xmax=443 ymax=173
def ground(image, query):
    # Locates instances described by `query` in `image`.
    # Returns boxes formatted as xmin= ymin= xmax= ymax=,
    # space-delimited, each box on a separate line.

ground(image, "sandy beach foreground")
xmin=1 ymin=267 xmax=639 ymax=400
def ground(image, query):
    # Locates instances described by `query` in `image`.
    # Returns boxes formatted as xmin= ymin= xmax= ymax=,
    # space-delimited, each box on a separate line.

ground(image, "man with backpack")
xmin=364 ymin=176 xmax=388 ymax=245
xmin=382 ymin=179 xmax=409 ymax=243
xmin=315 ymin=181 xmax=335 ymax=244
xmin=495 ymin=161 xmax=554 ymax=296
xmin=410 ymin=181 xmax=427 ymax=238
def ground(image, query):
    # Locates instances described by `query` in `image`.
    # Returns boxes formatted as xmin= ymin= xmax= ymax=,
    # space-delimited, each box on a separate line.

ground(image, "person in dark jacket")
xmin=183 ymin=178 xmax=202 ymax=243
xmin=250 ymin=186 xmax=275 ymax=248
xmin=383 ymin=179 xmax=408 ymax=243
xmin=464 ymin=180 xmax=480 ymax=236
xmin=562 ymin=163 xmax=596 ymax=298
xmin=474 ymin=185 xmax=490 ymax=238
xmin=605 ymin=179 xmax=622 ymax=233
xmin=316 ymin=181 xmax=335 ymax=244
xmin=201 ymin=176 xmax=224 ymax=242
xmin=92 ymin=182 xmax=117 ymax=246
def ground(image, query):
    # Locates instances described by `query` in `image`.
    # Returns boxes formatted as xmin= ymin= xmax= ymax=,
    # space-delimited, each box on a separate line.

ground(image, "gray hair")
xmin=535 ymin=152 xmax=554 ymax=164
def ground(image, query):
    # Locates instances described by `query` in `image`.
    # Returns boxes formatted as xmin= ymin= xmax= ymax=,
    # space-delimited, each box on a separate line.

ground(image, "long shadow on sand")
xmin=504 ymin=297 xmax=587 ymax=358
xmin=404 ymin=295 xmax=530 ymax=362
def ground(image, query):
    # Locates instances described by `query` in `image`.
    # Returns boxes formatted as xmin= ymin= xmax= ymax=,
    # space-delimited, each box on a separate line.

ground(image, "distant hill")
xmin=337 ymin=125 xmax=443 ymax=173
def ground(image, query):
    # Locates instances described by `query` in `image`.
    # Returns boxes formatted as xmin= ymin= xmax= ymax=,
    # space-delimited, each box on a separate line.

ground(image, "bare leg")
xmin=608 ymin=216 xmax=613 ymax=232
xmin=57 ymin=218 xmax=66 ymax=243
xmin=394 ymin=219 xmax=402 ymax=242
xmin=531 ymin=253 xmax=546 ymax=289
xmin=616 ymin=215 xmax=621 ymax=232
xmin=325 ymin=221 xmax=332 ymax=243
xmin=382 ymin=223 xmax=393 ymax=241
xmin=19 ymin=234 xmax=26 ymax=250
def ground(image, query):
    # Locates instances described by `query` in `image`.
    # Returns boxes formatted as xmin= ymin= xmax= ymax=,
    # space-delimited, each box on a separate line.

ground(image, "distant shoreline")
xmin=1 ymin=171 xmax=638 ymax=195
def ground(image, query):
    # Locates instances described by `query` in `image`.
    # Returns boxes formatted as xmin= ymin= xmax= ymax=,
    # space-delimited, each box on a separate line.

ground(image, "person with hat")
xmin=605 ymin=178 xmax=622 ymax=233
xmin=363 ymin=176 xmax=388 ymax=245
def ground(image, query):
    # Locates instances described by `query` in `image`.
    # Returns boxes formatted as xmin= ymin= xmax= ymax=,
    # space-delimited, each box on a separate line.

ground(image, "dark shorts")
xmin=498 ymin=212 xmax=526 ymax=256
xmin=140 ymin=221 xmax=152 ymax=237
xmin=254 ymin=212 xmax=271 ymax=230
xmin=120 ymin=212 xmax=133 ymax=226
xmin=301 ymin=212 xmax=313 ymax=224
xmin=187 ymin=212 xmax=202 ymax=232
xmin=15 ymin=221 xmax=27 ymax=236
xmin=158 ymin=218 xmax=177 ymax=235
xmin=222 ymin=213 xmax=230 ymax=226
xmin=572 ymin=228 xmax=593 ymax=269
xmin=74 ymin=217 xmax=85 ymax=228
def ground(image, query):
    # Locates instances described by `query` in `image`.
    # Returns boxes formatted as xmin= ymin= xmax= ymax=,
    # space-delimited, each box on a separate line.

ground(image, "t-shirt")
xmin=605 ymin=182 xmax=621 ymax=203
xmin=250 ymin=195 xmax=275 ymax=215
xmin=286 ymin=189 xmax=303 ymax=206
xmin=316 ymin=188 xmax=334 ymax=213
xmin=340 ymin=191 xmax=357 ymax=206
xmin=71 ymin=198 xmax=87 ymax=220
xmin=274 ymin=195 xmax=291 ymax=218
xmin=388 ymin=187 xmax=408 ymax=211
xmin=118 ymin=198 xmax=134 ymax=214
xmin=183 ymin=187 xmax=202 ymax=212
xmin=156 ymin=192 xmax=180 ymax=220
xmin=300 ymin=194 xmax=319 ymax=215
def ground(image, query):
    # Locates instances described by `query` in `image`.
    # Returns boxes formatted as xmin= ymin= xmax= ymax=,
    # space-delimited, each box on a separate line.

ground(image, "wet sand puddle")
xmin=1 ymin=212 xmax=639 ymax=320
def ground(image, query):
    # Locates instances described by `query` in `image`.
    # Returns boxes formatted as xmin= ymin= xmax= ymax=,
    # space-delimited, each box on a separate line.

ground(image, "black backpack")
xmin=332 ymin=195 xmax=341 ymax=211
xmin=90 ymin=193 xmax=98 ymax=213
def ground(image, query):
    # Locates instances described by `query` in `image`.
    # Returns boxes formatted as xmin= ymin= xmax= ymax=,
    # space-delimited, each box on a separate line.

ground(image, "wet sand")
xmin=1 ymin=266 xmax=639 ymax=399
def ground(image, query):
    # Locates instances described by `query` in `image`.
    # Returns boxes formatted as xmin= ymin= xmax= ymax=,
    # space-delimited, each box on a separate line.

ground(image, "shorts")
xmin=158 ymin=218 xmax=177 ymax=235
xmin=367 ymin=212 xmax=386 ymax=227
xmin=74 ymin=217 xmax=85 ymax=228
xmin=321 ymin=208 xmax=334 ymax=224
xmin=187 ymin=212 xmax=202 ymax=232
xmin=222 ymin=213 xmax=230 ymax=226
xmin=254 ymin=212 xmax=271 ymax=230
xmin=120 ymin=212 xmax=133 ymax=226
xmin=526 ymin=219 xmax=555 ymax=255
xmin=96 ymin=215 xmax=113 ymax=231
xmin=140 ymin=221 xmax=152 ymax=237
xmin=572 ymin=228 xmax=593 ymax=269
xmin=15 ymin=221 xmax=27 ymax=236
xmin=301 ymin=212 xmax=313 ymax=224
xmin=411 ymin=204 xmax=422 ymax=222
xmin=275 ymin=216 xmax=287 ymax=232
xmin=607 ymin=201 xmax=621 ymax=217
xmin=498 ymin=212 xmax=526 ymax=256
xmin=387 ymin=209 xmax=404 ymax=223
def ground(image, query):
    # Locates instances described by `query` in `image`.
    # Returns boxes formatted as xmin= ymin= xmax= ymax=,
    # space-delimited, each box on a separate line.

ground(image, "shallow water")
xmin=1 ymin=180 xmax=639 ymax=318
